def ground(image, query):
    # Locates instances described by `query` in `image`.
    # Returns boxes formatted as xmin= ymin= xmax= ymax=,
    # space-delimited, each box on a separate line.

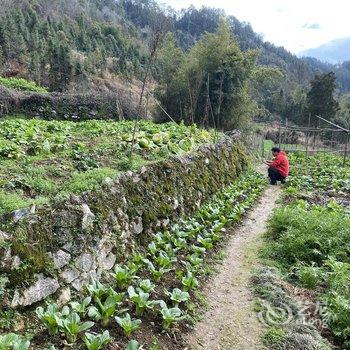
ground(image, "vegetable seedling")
xmin=115 ymin=313 xmax=141 ymax=336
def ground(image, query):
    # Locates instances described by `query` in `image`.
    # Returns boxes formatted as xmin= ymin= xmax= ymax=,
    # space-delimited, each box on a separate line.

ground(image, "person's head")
xmin=271 ymin=147 xmax=281 ymax=157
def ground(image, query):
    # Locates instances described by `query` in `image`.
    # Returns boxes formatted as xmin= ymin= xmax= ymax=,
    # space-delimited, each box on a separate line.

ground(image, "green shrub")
xmin=322 ymin=258 xmax=350 ymax=346
xmin=0 ymin=191 xmax=31 ymax=215
xmin=63 ymin=168 xmax=118 ymax=194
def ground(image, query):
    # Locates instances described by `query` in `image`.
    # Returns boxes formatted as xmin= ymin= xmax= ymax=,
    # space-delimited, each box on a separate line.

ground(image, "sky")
xmin=160 ymin=0 xmax=350 ymax=54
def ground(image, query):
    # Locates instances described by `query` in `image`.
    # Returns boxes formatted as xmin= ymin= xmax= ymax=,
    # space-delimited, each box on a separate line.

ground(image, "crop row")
xmin=0 ymin=119 xmax=215 ymax=160
xmin=1 ymin=171 xmax=266 ymax=349
xmin=0 ymin=77 xmax=48 ymax=93
xmin=286 ymin=153 xmax=350 ymax=192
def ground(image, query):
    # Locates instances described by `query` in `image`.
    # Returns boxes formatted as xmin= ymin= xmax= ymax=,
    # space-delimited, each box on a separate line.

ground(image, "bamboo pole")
xmin=344 ymin=131 xmax=349 ymax=166
xmin=316 ymin=115 xmax=350 ymax=132
xmin=306 ymin=114 xmax=311 ymax=157
xmin=278 ymin=119 xmax=282 ymax=149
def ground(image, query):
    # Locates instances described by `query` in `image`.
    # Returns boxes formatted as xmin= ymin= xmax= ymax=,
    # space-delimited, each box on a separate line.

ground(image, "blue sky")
xmin=160 ymin=0 xmax=350 ymax=53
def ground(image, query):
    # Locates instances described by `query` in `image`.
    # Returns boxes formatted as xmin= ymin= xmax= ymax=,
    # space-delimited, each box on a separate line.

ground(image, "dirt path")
xmin=185 ymin=184 xmax=281 ymax=350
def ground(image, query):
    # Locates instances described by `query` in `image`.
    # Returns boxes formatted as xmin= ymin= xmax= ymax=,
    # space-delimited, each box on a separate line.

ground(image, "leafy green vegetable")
xmin=111 ymin=264 xmax=139 ymax=289
xmin=155 ymin=251 xmax=176 ymax=269
xmin=137 ymin=279 xmax=155 ymax=293
xmin=27 ymin=171 xmax=266 ymax=348
xmin=115 ymin=313 xmax=141 ymax=336
xmin=56 ymin=311 xmax=94 ymax=343
xmin=87 ymin=279 xmax=109 ymax=302
xmin=125 ymin=340 xmax=140 ymax=350
xmin=70 ymin=296 xmax=91 ymax=316
xmin=143 ymin=259 xmax=171 ymax=282
xmin=0 ymin=333 xmax=30 ymax=350
xmin=0 ymin=118 xmax=219 ymax=215
xmin=159 ymin=301 xmax=183 ymax=329
xmin=181 ymin=271 xmax=199 ymax=291
xmin=0 ymin=76 xmax=47 ymax=93
xmin=127 ymin=286 xmax=158 ymax=316
xmin=166 ymin=288 xmax=190 ymax=307
xmin=36 ymin=303 xmax=69 ymax=335
xmin=88 ymin=288 xmax=125 ymax=326
xmin=84 ymin=330 xmax=111 ymax=350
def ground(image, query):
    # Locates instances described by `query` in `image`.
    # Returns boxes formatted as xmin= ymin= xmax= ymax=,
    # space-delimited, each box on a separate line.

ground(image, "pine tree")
xmin=48 ymin=40 xmax=72 ymax=92
xmin=0 ymin=24 xmax=9 ymax=60
xmin=29 ymin=51 xmax=41 ymax=83
xmin=307 ymin=72 xmax=339 ymax=124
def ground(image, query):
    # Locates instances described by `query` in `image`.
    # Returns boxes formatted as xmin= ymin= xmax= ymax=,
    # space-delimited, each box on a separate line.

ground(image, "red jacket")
xmin=270 ymin=151 xmax=289 ymax=177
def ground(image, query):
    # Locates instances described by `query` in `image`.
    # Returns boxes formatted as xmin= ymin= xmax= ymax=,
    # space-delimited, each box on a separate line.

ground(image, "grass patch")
xmin=63 ymin=167 xmax=118 ymax=194
xmin=263 ymin=202 xmax=350 ymax=348
xmin=262 ymin=327 xmax=285 ymax=349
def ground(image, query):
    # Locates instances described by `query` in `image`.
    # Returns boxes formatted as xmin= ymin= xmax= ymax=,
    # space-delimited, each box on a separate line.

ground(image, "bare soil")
xmin=185 ymin=184 xmax=281 ymax=350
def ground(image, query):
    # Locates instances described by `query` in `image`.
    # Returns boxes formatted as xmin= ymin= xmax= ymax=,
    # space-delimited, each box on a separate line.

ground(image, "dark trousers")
xmin=268 ymin=167 xmax=285 ymax=185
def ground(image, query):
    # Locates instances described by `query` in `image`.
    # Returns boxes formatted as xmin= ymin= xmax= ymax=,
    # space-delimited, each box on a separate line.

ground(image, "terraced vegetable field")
xmin=1 ymin=171 xmax=266 ymax=349
xmin=0 ymin=117 xmax=218 ymax=215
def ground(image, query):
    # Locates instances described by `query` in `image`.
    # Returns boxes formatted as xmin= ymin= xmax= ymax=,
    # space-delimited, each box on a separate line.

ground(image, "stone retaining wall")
xmin=0 ymin=86 xmax=140 ymax=120
xmin=0 ymin=133 xmax=247 ymax=308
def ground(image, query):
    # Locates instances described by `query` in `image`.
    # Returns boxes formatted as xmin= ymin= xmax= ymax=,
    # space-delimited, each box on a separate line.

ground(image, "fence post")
xmin=278 ymin=119 xmax=282 ymax=149
xmin=306 ymin=114 xmax=311 ymax=157
xmin=344 ymin=131 xmax=349 ymax=166
xmin=284 ymin=119 xmax=288 ymax=151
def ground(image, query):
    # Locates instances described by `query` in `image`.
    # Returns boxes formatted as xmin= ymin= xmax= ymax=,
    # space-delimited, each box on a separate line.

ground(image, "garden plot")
xmin=255 ymin=152 xmax=350 ymax=350
xmin=0 ymin=118 xmax=217 ymax=214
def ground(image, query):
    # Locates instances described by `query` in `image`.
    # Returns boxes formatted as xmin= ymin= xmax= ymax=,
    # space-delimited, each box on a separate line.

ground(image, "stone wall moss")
xmin=0 ymin=133 xmax=247 ymax=291
xmin=0 ymin=89 xmax=139 ymax=120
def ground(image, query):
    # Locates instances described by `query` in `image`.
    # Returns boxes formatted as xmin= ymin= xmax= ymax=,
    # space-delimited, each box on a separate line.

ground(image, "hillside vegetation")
xmin=1 ymin=0 xmax=349 ymax=127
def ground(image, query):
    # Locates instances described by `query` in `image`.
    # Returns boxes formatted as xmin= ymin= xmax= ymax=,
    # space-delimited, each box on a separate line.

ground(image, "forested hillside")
xmin=0 ymin=0 xmax=315 ymax=89
xmin=0 ymin=0 xmax=348 ymax=126
xmin=0 ymin=0 xmax=149 ymax=92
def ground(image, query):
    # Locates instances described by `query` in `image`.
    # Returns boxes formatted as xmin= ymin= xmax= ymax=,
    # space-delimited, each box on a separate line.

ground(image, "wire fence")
xmin=276 ymin=116 xmax=350 ymax=165
xmin=240 ymin=131 xmax=265 ymax=158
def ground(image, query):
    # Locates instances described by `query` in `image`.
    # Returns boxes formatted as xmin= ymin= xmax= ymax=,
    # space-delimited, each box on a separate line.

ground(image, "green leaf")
xmin=125 ymin=340 xmax=139 ymax=350
xmin=84 ymin=330 xmax=111 ymax=350
xmin=115 ymin=313 xmax=141 ymax=336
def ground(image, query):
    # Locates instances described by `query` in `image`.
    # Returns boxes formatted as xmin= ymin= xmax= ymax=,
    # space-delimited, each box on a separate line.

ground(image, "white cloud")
xmin=160 ymin=0 xmax=350 ymax=53
xmin=302 ymin=23 xmax=322 ymax=30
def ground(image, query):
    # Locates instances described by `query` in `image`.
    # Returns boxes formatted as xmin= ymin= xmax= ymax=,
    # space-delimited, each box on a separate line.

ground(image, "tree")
xmin=155 ymin=33 xmax=184 ymax=85
xmin=29 ymin=51 xmax=41 ymax=83
xmin=248 ymin=66 xmax=284 ymax=119
xmin=307 ymin=72 xmax=339 ymax=124
xmin=157 ymin=20 xmax=258 ymax=129
xmin=335 ymin=94 xmax=350 ymax=129
xmin=0 ymin=23 xmax=9 ymax=60
xmin=48 ymin=40 xmax=72 ymax=91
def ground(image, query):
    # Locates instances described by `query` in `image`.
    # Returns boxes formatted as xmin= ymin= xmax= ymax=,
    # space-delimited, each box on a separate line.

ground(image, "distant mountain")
xmin=300 ymin=37 xmax=350 ymax=64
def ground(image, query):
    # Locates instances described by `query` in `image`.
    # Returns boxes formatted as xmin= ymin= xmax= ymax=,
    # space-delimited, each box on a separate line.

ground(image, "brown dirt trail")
xmin=185 ymin=184 xmax=281 ymax=350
